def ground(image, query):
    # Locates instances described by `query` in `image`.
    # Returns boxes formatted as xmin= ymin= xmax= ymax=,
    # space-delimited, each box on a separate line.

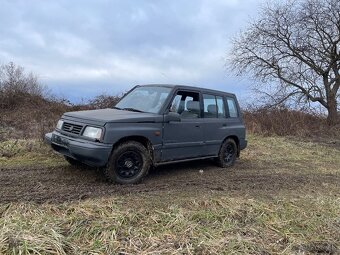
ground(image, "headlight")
xmin=83 ymin=126 xmax=102 ymax=140
xmin=56 ymin=120 xmax=64 ymax=130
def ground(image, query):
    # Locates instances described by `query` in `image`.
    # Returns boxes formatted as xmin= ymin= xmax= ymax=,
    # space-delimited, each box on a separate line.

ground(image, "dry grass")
xmin=0 ymin=135 xmax=339 ymax=254
xmin=0 ymin=93 xmax=120 ymax=142
xmin=245 ymin=135 xmax=340 ymax=175
xmin=0 ymin=196 xmax=338 ymax=254
xmin=0 ymin=140 xmax=62 ymax=168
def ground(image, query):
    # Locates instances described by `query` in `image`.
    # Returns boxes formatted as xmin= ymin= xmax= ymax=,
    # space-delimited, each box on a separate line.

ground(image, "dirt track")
xmin=1 ymin=157 xmax=338 ymax=203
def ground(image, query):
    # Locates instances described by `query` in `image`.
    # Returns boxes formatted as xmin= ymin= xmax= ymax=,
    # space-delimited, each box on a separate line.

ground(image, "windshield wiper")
xmin=122 ymin=107 xmax=144 ymax=113
xmin=112 ymin=106 xmax=122 ymax=110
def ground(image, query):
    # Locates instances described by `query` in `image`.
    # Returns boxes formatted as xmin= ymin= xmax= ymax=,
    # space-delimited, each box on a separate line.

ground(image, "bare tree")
xmin=0 ymin=62 xmax=44 ymax=96
xmin=88 ymin=94 xmax=121 ymax=109
xmin=229 ymin=0 xmax=340 ymax=125
xmin=0 ymin=62 xmax=45 ymax=109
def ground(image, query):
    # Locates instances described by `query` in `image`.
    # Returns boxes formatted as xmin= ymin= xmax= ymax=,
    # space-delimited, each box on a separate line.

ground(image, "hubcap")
xmin=124 ymin=160 xmax=133 ymax=168
xmin=116 ymin=151 xmax=143 ymax=179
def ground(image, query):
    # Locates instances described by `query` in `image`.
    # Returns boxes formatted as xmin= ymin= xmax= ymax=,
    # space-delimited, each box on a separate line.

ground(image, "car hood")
xmin=62 ymin=108 xmax=163 ymax=125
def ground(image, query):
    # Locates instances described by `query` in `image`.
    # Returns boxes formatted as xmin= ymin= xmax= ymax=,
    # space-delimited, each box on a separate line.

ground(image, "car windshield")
xmin=115 ymin=86 xmax=172 ymax=114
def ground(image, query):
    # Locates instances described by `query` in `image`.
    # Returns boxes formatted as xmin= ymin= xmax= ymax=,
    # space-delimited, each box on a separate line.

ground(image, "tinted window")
xmin=226 ymin=97 xmax=238 ymax=118
xmin=203 ymin=94 xmax=226 ymax=118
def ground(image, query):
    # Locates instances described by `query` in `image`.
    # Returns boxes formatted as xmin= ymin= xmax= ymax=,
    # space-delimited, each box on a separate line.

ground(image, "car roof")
xmin=137 ymin=84 xmax=236 ymax=97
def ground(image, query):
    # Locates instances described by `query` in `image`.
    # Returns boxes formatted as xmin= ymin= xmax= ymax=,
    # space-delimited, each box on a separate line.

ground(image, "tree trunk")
xmin=327 ymin=94 xmax=338 ymax=126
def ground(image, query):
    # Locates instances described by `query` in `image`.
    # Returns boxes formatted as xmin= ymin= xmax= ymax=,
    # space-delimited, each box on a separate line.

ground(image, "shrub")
xmin=87 ymin=94 xmax=121 ymax=109
xmin=243 ymin=106 xmax=340 ymax=137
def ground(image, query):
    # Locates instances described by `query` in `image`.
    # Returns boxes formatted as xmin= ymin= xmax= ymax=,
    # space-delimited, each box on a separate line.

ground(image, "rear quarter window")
xmin=226 ymin=97 xmax=239 ymax=118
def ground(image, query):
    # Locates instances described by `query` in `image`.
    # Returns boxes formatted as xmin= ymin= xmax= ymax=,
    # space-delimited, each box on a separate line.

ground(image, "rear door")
xmin=202 ymin=94 xmax=228 ymax=156
xmin=161 ymin=90 xmax=204 ymax=161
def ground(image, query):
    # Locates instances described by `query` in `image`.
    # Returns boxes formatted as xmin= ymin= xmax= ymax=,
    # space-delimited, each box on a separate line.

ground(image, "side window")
xmin=184 ymin=96 xmax=194 ymax=111
xmin=216 ymin=96 xmax=226 ymax=118
xmin=169 ymin=95 xmax=181 ymax=113
xmin=203 ymin=94 xmax=217 ymax=118
xmin=226 ymin=97 xmax=238 ymax=118
xmin=169 ymin=91 xmax=201 ymax=118
xmin=203 ymin=94 xmax=226 ymax=118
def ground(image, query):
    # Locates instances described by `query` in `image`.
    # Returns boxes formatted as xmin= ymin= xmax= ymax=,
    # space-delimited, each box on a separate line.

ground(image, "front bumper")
xmin=45 ymin=131 xmax=112 ymax=167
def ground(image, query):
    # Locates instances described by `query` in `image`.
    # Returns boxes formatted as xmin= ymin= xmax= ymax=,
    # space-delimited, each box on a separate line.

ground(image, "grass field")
xmin=0 ymin=135 xmax=339 ymax=254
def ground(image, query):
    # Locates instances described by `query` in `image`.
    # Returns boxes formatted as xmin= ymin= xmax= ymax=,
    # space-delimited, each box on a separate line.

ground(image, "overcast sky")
xmin=0 ymin=0 xmax=262 ymax=103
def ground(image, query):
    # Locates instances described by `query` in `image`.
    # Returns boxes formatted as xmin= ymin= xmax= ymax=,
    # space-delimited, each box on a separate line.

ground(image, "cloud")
xmin=50 ymin=32 xmax=92 ymax=58
xmin=0 ymin=0 xmax=262 ymax=101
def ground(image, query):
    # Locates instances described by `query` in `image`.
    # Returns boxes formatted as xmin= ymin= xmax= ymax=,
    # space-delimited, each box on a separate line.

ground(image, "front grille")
xmin=62 ymin=122 xmax=83 ymax=135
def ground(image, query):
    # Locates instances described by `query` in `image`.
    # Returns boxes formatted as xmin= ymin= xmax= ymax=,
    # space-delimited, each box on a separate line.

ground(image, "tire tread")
xmin=104 ymin=141 xmax=151 ymax=184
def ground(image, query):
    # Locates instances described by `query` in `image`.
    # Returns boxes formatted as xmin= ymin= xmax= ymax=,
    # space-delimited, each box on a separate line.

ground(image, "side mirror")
xmin=164 ymin=112 xmax=181 ymax=122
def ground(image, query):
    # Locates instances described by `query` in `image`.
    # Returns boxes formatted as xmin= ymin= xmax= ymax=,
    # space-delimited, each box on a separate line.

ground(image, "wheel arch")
xmin=221 ymin=135 xmax=240 ymax=157
xmin=112 ymin=136 xmax=155 ymax=163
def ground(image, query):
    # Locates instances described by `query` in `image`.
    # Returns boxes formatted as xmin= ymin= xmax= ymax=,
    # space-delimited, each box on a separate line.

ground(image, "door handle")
xmin=222 ymin=123 xmax=227 ymax=127
xmin=195 ymin=125 xmax=200 ymax=128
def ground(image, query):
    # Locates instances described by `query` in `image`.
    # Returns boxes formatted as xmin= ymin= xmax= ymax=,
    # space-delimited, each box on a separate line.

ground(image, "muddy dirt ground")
xmin=1 ymin=157 xmax=338 ymax=203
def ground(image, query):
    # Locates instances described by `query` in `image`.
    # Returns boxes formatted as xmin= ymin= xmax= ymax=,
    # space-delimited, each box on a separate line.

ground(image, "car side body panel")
xmin=161 ymin=118 xmax=205 ymax=161
xmin=103 ymin=121 xmax=164 ymax=162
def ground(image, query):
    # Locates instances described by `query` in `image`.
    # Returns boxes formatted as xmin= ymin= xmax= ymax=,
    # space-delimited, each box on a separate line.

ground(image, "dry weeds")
xmin=0 ymin=135 xmax=339 ymax=254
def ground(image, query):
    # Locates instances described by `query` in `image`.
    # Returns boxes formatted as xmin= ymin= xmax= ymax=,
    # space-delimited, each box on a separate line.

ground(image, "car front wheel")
xmin=216 ymin=138 xmax=237 ymax=168
xmin=104 ymin=141 xmax=151 ymax=184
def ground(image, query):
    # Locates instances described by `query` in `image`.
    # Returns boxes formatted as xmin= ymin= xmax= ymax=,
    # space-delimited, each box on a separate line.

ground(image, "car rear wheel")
xmin=216 ymin=138 xmax=237 ymax=168
xmin=104 ymin=141 xmax=151 ymax=184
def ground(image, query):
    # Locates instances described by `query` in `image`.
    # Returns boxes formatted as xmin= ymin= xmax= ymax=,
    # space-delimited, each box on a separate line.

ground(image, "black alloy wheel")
xmin=223 ymin=143 xmax=235 ymax=163
xmin=104 ymin=141 xmax=151 ymax=184
xmin=216 ymin=138 xmax=237 ymax=168
xmin=115 ymin=151 xmax=143 ymax=179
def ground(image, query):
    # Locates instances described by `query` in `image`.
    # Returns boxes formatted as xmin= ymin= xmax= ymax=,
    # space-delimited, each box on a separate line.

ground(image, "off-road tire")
xmin=215 ymin=138 xmax=237 ymax=168
xmin=104 ymin=141 xmax=151 ymax=184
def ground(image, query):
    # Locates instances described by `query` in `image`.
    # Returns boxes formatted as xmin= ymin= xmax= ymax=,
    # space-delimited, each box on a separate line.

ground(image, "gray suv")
xmin=45 ymin=84 xmax=247 ymax=184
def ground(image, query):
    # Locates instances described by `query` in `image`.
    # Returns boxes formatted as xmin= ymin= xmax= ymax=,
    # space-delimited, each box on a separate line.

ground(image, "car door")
xmin=202 ymin=94 xmax=228 ymax=156
xmin=161 ymin=90 xmax=204 ymax=161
